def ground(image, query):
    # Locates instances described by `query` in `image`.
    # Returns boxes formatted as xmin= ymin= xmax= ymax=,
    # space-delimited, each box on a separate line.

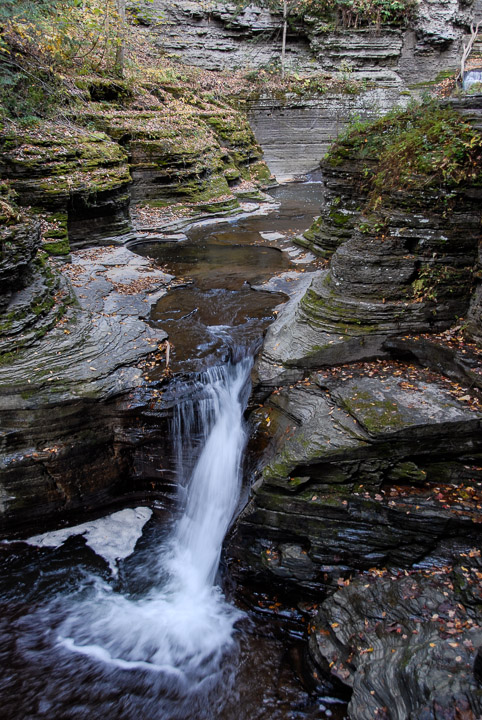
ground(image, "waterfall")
xmin=57 ymin=356 xmax=252 ymax=691
xmin=463 ymin=69 xmax=482 ymax=91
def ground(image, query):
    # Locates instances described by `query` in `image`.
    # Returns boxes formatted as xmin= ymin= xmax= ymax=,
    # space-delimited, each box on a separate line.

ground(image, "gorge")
xmin=1 ymin=1 xmax=482 ymax=718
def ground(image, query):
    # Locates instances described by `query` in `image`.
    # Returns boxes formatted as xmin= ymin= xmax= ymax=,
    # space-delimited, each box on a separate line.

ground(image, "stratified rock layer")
xmin=229 ymin=364 xmax=482 ymax=593
xmin=0 ymin=244 xmax=171 ymax=533
xmin=147 ymin=0 xmax=480 ymax=174
xmin=309 ymin=561 xmax=482 ymax=719
xmin=0 ymin=122 xmax=132 ymax=245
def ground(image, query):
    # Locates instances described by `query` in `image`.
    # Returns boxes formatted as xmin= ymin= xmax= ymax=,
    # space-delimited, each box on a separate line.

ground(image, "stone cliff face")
xmin=226 ymin=97 xmax=482 ymax=718
xmin=150 ymin=0 xmax=481 ymax=175
xmin=0 ymin=77 xmax=271 ymax=532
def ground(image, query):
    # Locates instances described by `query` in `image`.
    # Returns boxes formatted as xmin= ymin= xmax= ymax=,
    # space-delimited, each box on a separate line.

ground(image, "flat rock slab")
xmin=252 ymin=271 xmax=315 ymax=298
xmin=323 ymin=373 xmax=481 ymax=439
xmin=260 ymin=231 xmax=285 ymax=241
xmin=0 ymin=309 xmax=166 ymax=408
xmin=24 ymin=506 xmax=153 ymax=575
xmin=63 ymin=245 xmax=173 ymax=317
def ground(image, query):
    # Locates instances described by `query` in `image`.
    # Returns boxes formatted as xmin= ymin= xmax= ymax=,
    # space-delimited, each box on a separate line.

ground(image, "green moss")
xmin=341 ymin=390 xmax=406 ymax=434
xmin=325 ymin=100 xmax=482 ymax=211
xmin=328 ymin=208 xmax=352 ymax=227
xmin=198 ymin=198 xmax=239 ymax=214
xmin=0 ymin=350 xmax=18 ymax=366
xmin=249 ymin=161 xmax=272 ymax=183
xmin=42 ymin=238 xmax=70 ymax=255
xmin=224 ymin=167 xmax=241 ymax=182
xmin=435 ymin=69 xmax=457 ymax=82
xmin=301 ymin=287 xmax=377 ymax=334
xmin=42 ymin=211 xmax=70 ymax=256
xmin=303 ymin=216 xmax=323 ymax=242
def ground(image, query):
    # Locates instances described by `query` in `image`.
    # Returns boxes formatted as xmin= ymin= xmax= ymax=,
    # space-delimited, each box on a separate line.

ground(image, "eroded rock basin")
xmin=132 ymin=179 xmax=325 ymax=373
xmin=0 ymin=180 xmax=350 ymax=719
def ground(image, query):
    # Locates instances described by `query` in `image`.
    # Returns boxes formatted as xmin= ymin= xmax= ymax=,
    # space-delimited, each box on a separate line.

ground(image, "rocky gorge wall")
xmin=151 ymin=0 xmax=482 ymax=175
xmin=0 ymin=74 xmax=273 ymax=533
xmin=225 ymin=95 xmax=482 ymax=718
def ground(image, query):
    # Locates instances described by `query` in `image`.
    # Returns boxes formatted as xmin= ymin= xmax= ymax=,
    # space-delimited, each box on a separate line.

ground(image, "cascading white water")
xmin=463 ymin=69 xmax=482 ymax=91
xmin=57 ymin=356 xmax=252 ymax=692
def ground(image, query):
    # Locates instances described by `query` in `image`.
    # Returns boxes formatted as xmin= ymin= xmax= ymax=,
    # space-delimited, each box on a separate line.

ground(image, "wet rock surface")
xmin=78 ymin=96 xmax=268 ymax=214
xmin=309 ymin=558 xmax=482 ymax=719
xmin=0 ymin=245 xmax=170 ymax=534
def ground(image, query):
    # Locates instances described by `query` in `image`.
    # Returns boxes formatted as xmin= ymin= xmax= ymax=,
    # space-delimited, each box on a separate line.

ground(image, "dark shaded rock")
xmin=228 ymin=363 xmax=482 ymax=593
xmin=384 ymin=336 xmax=482 ymax=393
xmin=308 ymin=561 xmax=482 ymax=719
xmin=467 ymin=235 xmax=482 ymax=346
xmin=0 ymin=213 xmax=41 ymax=308
xmin=474 ymin=648 xmax=482 ymax=685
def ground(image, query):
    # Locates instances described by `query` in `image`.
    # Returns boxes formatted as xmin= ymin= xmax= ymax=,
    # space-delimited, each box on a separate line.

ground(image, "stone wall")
xmin=150 ymin=0 xmax=481 ymax=175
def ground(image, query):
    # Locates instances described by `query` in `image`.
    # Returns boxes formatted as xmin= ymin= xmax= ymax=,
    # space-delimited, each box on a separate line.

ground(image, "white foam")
xmin=26 ymin=507 xmax=153 ymax=575
xmin=57 ymin=358 xmax=251 ymax=684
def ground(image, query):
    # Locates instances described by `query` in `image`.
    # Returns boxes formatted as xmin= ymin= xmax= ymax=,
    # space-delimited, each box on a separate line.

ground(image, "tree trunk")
xmin=281 ymin=0 xmax=287 ymax=78
xmin=115 ymin=0 xmax=126 ymax=78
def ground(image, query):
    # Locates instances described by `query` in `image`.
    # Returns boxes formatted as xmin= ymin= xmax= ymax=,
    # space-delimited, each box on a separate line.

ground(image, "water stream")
xmin=56 ymin=359 xmax=251 ymax=705
xmin=0 ymin=180 xmax=347 ymax=719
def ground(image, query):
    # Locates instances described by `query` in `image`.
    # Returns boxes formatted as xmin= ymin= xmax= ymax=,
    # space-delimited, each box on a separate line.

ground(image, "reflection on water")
xmin=150 ymin=286 xmax=286 ymax=373
xmin=133 ymin=242 xmax=290 ymax=291
xmin=133 ymin=179 xmax=325 ymax=372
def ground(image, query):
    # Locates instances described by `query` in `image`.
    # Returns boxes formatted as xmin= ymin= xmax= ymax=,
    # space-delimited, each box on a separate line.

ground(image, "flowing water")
xmin=0 ymin=180 xmax=348 ymax=719
xmin=134 ymin=179 xmax=326 ymax=373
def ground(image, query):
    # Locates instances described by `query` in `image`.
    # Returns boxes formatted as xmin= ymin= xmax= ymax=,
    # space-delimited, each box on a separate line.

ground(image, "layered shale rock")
xmin=78 ymin=94 xmax=268 ymax=210
xmin=228 ymin=97 xmax=482 ymax=720
xmin=309 ymin=559 xmax=482 ymax=719
xmin=247 ymin=76 xmax=406 ymax=176
xmin=229 ymin=362 xmax=482 ymax=593
xmin=0 ymin=190 xmax=171 ymax=532
xmin=256 ymin=102 xmax=482 ymax=391
xmin=146 ymin=1 xmax=481 ymax=174
xmin=0 ymin=122 xmax=132 ymax=249
xmin=0 ymin=190 xmax=74 ymax=359
xmin=151 ymin=0 xmax=471 ymax=79
xmin=0 ymin=244 xmax=170 ymax=534
xmin=0 ymin=74 xmax=272 ymax=533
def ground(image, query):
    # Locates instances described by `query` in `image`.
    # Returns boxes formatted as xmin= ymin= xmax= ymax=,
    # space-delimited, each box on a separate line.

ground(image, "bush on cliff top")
xmin=257 ymin=0 xmax=416 ymax=27
xmin=326 ymin=100 xmax=482 ymax=203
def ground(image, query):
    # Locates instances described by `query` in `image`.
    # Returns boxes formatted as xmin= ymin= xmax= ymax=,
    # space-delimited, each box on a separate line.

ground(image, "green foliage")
xmin=326 ymin=100 xmax=482 ymax=204
xmin=411 ymin=264 xmax=472 ymax=303
xmin=253 ymin=0 xmax=416 ymax=27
